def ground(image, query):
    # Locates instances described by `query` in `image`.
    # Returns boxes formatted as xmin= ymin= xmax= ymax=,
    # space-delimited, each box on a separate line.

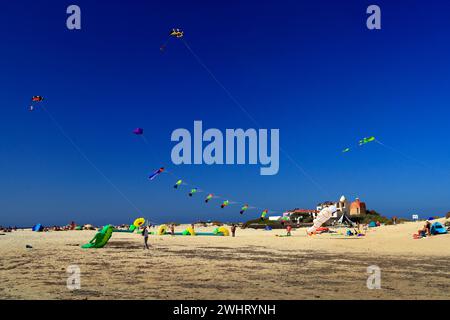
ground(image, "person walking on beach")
xmin=143 ymin=226 xmax=150 ymax=250
xmin=231 ymin=224 xmax=236 ymax=237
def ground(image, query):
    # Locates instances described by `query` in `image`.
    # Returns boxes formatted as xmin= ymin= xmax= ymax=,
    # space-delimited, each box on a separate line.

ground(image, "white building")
xmin=314 ymin=195 xmax=350 ymax=219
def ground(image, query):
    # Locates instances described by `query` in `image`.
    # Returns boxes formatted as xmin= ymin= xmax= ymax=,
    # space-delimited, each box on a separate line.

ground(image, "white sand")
xmin=0 ymin=220 xmax=449 ymax=299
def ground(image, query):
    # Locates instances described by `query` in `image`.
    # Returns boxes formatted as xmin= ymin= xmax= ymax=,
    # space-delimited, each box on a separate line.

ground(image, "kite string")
xmin=375 ymin=139 xmax=430 ymax=168
xmin=375 ymin=139 xmax=450 ymax=178
xmin=181 ymin=38 xmax=330 ymax=198
xmin=138 ymin=134 xmax=284 ymax=213
xmin=41 ymin=106 xmax=164 ymax=224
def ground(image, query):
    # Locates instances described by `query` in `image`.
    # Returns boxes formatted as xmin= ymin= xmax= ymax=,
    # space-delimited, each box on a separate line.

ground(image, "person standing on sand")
xmin=286 ymin=224 xmax=292 ymax=236
xmin=170 ymin=224 xmax=175 ymax=236
xmin=143 ymin=226 xmax=150 ymax=250
xmin=231 ymin=224 xmax=236 ymax=237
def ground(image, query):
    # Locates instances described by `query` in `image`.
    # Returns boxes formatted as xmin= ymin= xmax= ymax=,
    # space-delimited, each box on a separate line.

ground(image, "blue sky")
xmin=1 ymin=0 xmax=450 ymax=226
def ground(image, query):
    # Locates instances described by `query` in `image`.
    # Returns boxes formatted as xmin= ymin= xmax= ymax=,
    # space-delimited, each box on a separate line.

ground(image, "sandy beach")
xmin=0 ymin=220 xmax=449 ymax=300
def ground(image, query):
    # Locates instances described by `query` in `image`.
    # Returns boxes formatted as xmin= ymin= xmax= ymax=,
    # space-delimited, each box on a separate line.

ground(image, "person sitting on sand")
xmin=415 ymin=221 xmax=432 ymax=238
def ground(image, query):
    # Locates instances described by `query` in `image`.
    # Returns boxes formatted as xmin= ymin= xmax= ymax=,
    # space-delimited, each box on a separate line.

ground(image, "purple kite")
xmin=133 ymin=128 xmax=144 ymax=135
xmin=149 ymin=167 xmax=164 ymax=180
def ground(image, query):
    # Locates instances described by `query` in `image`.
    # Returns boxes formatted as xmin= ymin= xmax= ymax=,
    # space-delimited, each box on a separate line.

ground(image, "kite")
xmin=260 ymin=209 xmax=268 ymax=220
xmin=240 ymin=204 xmax=249 ymax=215
xmin=133 ymin=217 xmax=146 ymax=228
xmin=32 ymin=96 xmax=44 ymax=102
xmin=170 ymin=28 xmax=184 ymax=38
xmin=133 ymin=128 xmax=144 ymax=135
xmin=359 ymin=136 xmax=376 ymax=146
xmin=148 ymin=167 xmax=164 ymax=180
xmin=174 ymin=179 xmax=182 ymax=189
xmin=160 ymin=28 xmax=184 ymax=51
xmin=188 ymin=188 xmax=198 ymax=197
xmin=205 ymin=194 xmax=213 ymax=203
xmin=29 ymin=96 xmax=44 ymax=111
xmin=220 ymin=200 xmax=229 ymax=208
xmin=341 ymin=136 xmax=376 ymax=154
xmin=307 ymin=204 xmax=338 ymax=235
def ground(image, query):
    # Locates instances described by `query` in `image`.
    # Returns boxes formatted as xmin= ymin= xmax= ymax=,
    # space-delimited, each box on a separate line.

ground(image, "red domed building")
xmin=350 ymin=198 xmax=367 ymax=216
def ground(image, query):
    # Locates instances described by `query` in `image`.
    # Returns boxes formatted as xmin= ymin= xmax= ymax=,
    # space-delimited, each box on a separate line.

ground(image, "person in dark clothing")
xmin=143 ymin=226 xmax=150 ymax=249
xmin=231 ymin=224 xmax=236 ymax=237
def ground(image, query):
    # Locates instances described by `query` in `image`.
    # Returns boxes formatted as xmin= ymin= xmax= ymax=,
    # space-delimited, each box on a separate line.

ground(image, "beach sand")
xmin=0 ymin=220 xmax=449 ymax=300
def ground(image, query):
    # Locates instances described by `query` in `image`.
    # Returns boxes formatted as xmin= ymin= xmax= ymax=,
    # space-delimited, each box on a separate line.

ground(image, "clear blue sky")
xmin=1 ymin=0 xmax=450 ymax=226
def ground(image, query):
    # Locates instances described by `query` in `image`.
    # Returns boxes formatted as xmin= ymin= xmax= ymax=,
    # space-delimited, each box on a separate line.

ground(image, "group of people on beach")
xmin=140 ymin=223 xmax=239 ymax=250
xmin=0 ymin=226 xmax=17 ymax=233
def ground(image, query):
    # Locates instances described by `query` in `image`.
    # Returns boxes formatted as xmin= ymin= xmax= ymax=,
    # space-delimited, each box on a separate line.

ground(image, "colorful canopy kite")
xmin=170 ymin=28 xmax=184 ymax=38
xmin=133 ymin=217 xmax=146 ymax=228
xmin=32 ymin=96 xmax=44 ymax=102
xmin=174 ymin=179 xmax=182 ymax=189
xmin=149 ymin=167 xmax=164 ymax=180
xmin=188 ymin=188 xmax=198 ymax=197
xmin=133 ymin=128 xmax=144 ymax=135
xmin=29 ymin=96 xmax=44 ymax=111
xmin=359 ymin=136 xmax=376 ymax=146
xmin=205 ymin=194 xmax=213 ymax=203
xmin=342 ymin=136 xmax=376 ymax=154
xmin=221 ymin=200 xmax=229 ymax=208
xmin=260 ymin=209 xmax=268 ymax=219
xmin=160 ymin=28 xmax=184 ymax=51
xmin=240 ymin=204 xmax=249 ymax=215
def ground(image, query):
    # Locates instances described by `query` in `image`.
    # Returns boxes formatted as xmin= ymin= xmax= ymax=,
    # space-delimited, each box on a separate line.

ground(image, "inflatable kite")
xmin=189 ymin=188 xmax=197 ymax=197
xmin=133 ymin=218 xmax=146 ymax=228
xmin=149 ymin=167 xmax=164 ymax=180
xmin=221 ymin=200 xmax=229 ymax=208
xmin=307 ymin=205 xmax=337 ymax=234
xmin=32 ymin=96 xmax=44 ymax=102
xmin=29 ymin=96 xmax=44 ymax=111
xmin=240 ymin=204 xmax=249 ymax=214
xmin=260 ymin=209 xmax=268 ymax=219
xmin=170 ymin=28 xmax=184 ymax=38
xmin=174 ymin=179 xmax=182 ymax=189
xmin=205 ymin=193 xmax=213 ymax=203
xmin=342 ymin=148 xmax=350 ymax=153
xmin=133 ymin=128 xmax=144 ymax=135
xmin=359 ymin=136 xmax=376 ymax=146
xmin=161 ymin=28 xmax=184 ymax=51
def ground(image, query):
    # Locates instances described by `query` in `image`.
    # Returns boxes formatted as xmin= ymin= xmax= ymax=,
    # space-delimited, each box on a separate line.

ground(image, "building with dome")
xmin=350 ymin=198 xmax=367 ymax=216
